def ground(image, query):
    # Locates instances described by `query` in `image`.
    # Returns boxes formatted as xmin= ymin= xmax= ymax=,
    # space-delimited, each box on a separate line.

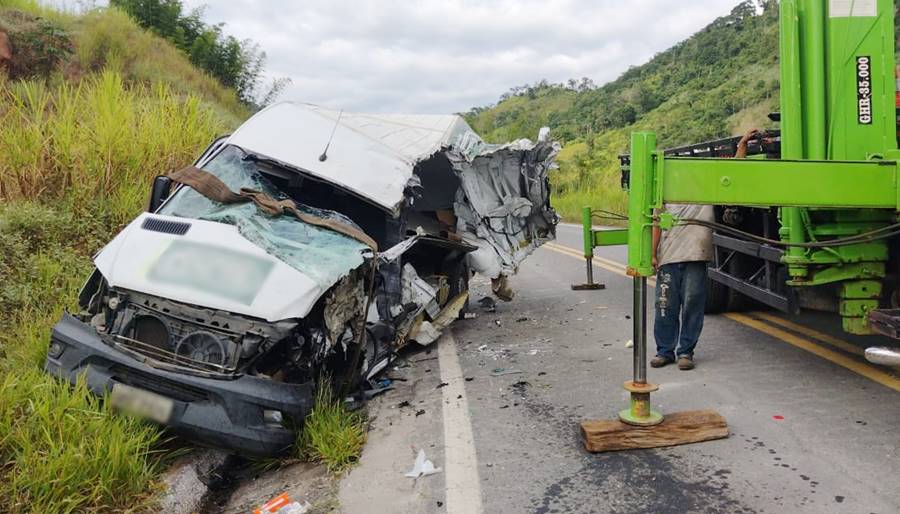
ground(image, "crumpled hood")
xmin=94 ymin=213 xmax=331 ymax=322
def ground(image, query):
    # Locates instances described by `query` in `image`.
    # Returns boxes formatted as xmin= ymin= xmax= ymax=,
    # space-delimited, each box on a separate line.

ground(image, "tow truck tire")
xmin=725 ymin=254 xmax=754 ymax=312
xmin=705 ymin=269 xmax=728 ymax=314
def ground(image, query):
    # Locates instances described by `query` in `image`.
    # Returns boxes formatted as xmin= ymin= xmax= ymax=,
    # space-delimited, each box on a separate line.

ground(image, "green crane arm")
xmin=625 ymin=132 xmax=900 ymax=277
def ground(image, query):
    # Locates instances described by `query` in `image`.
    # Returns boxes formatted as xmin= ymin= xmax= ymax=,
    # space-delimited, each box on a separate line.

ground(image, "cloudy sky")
xmin=176 ymin=0 xmax=742 ymax=114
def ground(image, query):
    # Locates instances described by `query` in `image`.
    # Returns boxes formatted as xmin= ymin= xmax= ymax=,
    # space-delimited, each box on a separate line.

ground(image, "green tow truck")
xmin=582 ymin=0 xmax=900 ymax=377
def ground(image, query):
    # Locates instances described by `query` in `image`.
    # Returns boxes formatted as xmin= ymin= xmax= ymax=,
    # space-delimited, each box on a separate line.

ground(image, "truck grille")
xmin=113 ymin=335 xmax=238 ymax=376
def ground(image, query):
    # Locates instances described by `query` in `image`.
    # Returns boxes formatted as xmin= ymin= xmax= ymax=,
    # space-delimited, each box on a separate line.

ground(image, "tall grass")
xmin=0 ymin=204 xmax=166 ymax=512
xmin=296 ymin=380 xmax=367 ymax=474
xmin=0 ymin=69 xmax=226 ymax=227
xmin=0 ymin=65 xmax=232 ymax=510
xmin=0 ymin=372 xmax=163 ymax=512
xmin=72 ymin=8 xmax=248 ymax=121
xmin=552 ymin=184 xmax=628 ymax=224
xmin=0 ymin=201 xmax=150 ymax=512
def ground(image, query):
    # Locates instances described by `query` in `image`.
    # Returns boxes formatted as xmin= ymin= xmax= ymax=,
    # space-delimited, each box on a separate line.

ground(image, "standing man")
xmin=650 ymin=129 xmax=758 ymax=370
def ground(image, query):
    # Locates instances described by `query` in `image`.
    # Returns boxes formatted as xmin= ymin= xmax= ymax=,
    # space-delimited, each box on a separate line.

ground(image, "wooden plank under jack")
xmin=580 ymin=410 xmax=728 ymax=452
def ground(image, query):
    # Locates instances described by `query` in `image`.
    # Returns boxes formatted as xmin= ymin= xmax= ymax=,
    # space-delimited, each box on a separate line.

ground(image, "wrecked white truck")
xmin=44 ymin=103 xmax=558 ymax=456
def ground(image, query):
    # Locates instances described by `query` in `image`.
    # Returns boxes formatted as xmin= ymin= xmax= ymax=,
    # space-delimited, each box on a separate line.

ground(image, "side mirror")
xmin=148 ymin=175 xmax=172 ymax=212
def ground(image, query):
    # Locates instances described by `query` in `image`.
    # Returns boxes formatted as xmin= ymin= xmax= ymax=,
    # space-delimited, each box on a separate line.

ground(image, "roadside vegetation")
xmin=466 ymin=0 xmax=782 ymax=221
xmin=467 ymin=0 xmax=900 ymax=222
xmin=296 ymin=380 xmax=368 ymax=474
xmin=0 ymin=2 xmax=237 ymax=511
xmin=110 ymin=0 xmax=290 ymax=107
xmin=0 ymin=2 xmax=370 ymax=509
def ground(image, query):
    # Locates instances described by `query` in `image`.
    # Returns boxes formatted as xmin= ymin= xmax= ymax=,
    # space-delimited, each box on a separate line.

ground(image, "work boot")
xmin=677 ymin=356 xmax=695 ymax=370
xmin=650 ymin=356 xmax=674 ymax=368
xmin=491 ymin=275 xmax=514 ymax=302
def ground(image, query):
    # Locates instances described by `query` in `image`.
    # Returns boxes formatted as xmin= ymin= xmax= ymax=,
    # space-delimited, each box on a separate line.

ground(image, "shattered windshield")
xmin=159 ymin=145 xmax=369 ymax=288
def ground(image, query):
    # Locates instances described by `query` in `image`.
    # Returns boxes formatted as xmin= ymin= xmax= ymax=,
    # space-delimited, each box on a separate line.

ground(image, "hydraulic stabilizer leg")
xmin=572 ymin=206 xmax=605 ymax=290
xmin=619 ymin=276 xmax=663 ymax=426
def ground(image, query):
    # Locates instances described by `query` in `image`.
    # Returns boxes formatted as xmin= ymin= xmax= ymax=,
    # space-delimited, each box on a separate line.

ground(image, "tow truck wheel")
xmin=705 ymin=272 xmax=728 ymax=314
xmin=725 ymin=254 xmax=754 ymax=311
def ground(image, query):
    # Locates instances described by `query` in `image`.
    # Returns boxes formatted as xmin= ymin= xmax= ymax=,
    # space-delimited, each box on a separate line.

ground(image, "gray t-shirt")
xmin=657 ymin=204 xmax=714 ymax=266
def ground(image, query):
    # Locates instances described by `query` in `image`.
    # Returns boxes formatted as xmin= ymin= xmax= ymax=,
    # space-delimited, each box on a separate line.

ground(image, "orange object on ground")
xmin=254 ymin=492 xmax=291 ymax=514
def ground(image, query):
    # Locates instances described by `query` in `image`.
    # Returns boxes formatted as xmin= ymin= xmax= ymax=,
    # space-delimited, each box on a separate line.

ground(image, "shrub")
xmin=0 ymin=9 xmax=73 ymax=79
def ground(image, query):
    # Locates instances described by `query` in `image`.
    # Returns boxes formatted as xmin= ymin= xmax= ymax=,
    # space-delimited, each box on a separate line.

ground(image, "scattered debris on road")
xmin=405 ymin=449 xmax=441 ymax=478
xmin=491 ymin=368 xmax=523 ymax=376
xmin=253 ymin=492 xmax=311 ymax=514
xmin=510 ymin=380 xmax=530 ymax=390
xmin=478 ymin=296 xmax=497 ymax=312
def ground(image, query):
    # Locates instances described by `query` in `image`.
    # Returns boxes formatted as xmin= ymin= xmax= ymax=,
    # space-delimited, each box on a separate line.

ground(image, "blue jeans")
xmin=654 ymin=262 xmax=708 ymax=360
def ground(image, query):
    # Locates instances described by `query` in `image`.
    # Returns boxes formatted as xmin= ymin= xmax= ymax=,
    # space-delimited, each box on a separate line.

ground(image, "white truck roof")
xmin=226 ymin=102 xmax=484 ymax=213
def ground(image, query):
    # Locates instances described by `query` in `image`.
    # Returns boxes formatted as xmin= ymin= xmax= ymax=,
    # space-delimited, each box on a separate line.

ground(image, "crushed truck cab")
xmin=44 ymin=102 xmax=558 ymax=456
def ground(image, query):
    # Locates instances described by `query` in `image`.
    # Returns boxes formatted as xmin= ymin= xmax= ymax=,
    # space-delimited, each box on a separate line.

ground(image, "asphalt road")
xmin=340 ymin=223 xmax=900 ymax=514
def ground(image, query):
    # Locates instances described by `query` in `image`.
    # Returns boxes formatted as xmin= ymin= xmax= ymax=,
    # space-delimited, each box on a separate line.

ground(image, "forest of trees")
xmin=111 ymin=0 xmax=288 ymax=106
xmin=464 ymin=0 xmax=781 ymax=218
xmin=467 ymin=0 xmax=779 ymax=144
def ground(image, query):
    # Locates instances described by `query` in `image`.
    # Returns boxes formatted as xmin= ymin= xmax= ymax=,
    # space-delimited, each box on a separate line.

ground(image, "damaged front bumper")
xmin=45 ymin=313 xmax=313 ymax=457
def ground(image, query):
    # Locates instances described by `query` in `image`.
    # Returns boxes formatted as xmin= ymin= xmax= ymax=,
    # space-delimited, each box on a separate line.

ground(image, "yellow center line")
xmin=544 ymin=242 xmax=628 ymax=270
xmin=541 ymin=242 xmax=657 ymax=287
xmin=725 ymin=313 xmax=900 ymax=393
xmin=541 ymin=240 xmax=899 ymax=393
xmin=751 ymin=311 xmax=865 ymax=356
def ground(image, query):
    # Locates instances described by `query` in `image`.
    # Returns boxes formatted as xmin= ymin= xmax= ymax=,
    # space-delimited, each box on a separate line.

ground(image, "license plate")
xmin=110 ymin=383 xmax=174 ymax=424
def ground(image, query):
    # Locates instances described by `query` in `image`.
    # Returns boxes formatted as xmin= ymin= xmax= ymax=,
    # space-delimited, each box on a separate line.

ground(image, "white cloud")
xmin=178 ymin=0 xmax=742 ymax=113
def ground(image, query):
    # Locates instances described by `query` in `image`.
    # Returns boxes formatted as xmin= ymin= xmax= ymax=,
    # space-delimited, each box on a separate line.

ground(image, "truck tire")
xmin=705 ymin=270 xmax=729 ymax=314
xmin=726 ymin=254 xmax=755 ymax=311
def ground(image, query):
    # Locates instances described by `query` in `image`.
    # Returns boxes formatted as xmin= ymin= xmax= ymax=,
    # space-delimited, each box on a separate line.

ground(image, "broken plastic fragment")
xmin=410 ymin=321 xmax=441 ymax=346
xmin=276 ymin=502 xmax=311 ymax=514
xmin=254 ymin=493 xmax=311 ymax=514
xmin=490 ymin=368 xmax=523 ymax=377
xmin=405 ymin=449 xmax=442 ymax=478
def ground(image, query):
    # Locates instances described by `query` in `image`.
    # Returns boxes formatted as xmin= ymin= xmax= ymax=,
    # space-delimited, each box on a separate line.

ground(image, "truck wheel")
xmin=705 ymin=270 xmax=729 ymax=314
xmin=726 ymin=255 xmax=754 ymax=311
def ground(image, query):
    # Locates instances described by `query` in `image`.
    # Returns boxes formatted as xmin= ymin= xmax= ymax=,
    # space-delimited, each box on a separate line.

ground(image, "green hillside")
xmin=466 ymin=0 xmax=781 ymax=219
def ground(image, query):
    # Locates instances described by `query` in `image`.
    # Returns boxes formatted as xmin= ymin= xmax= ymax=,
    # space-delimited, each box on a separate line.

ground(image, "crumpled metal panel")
xmin=451 ymin=140 xmax=560 ymax=278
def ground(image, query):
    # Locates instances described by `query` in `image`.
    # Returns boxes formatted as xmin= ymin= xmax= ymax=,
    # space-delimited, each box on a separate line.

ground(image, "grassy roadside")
xmin=0 ymin=4 xmax=238 ymax=510
xmin=0 ymin=72 xmax=229 ymax=511
xmin=0 ymin=5 xmax=376 ymax=509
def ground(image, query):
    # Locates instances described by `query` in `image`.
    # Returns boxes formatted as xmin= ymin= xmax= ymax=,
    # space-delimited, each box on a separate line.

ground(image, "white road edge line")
xmin=437 ymin=332 xmax=483 ymax=514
